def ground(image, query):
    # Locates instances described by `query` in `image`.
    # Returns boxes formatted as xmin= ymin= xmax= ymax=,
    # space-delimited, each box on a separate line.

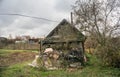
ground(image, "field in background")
xmin=0 ymin=49 xmax=120 ymax=77
xmin=5 ymin=43 xmax=39 ymax=50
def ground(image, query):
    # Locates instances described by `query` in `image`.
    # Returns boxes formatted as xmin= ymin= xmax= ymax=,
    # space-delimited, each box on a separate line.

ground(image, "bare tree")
xmin=73 ymin=0 xmax=120 ymax=46
xmin=73 ymin=0 xmax=120 ymax=67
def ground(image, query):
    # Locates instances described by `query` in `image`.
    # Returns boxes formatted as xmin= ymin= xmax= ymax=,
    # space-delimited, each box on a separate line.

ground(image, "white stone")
xmin=28 ymin=55 xmax=39 ymax=67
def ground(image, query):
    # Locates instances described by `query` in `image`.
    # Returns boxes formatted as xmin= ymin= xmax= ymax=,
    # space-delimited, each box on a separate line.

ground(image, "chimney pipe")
xmin=71 ymin=12 xmax=73 ymax=26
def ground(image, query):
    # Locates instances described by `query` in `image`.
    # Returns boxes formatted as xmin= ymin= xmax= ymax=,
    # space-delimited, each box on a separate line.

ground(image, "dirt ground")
xmin=0 ymin=52 xmax=37 ymax=66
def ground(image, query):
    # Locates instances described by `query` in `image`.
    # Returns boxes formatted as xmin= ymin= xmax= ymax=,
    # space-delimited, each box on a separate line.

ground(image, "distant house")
xmin=0 ymin=37 xmax=7 ymax=41
xmin=40 ymin=19 xmax=86 ymax=53
xmin=28 ymin=38 xmax=39 ymax=44
xmin=0 ymin=37 xmax=8 ymax=48
xmin=15 ymin=36 xmax=27 ymax=44
xmin=15 ymin=35 xmax=31 ymax=44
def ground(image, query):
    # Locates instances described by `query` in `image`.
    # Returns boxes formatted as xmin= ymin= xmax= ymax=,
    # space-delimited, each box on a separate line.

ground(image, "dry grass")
xmin=0 ymin=49 xmax=37 ymax=66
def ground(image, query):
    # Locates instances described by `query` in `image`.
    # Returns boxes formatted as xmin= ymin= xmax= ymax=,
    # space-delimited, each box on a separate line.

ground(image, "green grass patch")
xmin=0 ymin=49 xmax=120 ymax=77
xmin=0 ymin=62 xmax=120 ymax=77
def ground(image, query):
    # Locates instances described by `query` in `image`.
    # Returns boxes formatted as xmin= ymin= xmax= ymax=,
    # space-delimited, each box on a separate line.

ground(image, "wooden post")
xmin=39 ymin=40 xmax=42 ymax=55
xmin=82 ymin=42 xmax=85 ymax=54
xmin=67 ymin=42 xmax=70 ymax=50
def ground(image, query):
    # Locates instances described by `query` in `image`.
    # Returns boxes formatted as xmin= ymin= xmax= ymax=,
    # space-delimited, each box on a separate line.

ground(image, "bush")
xmin=96 ymin=38 xmax=120 ymax=68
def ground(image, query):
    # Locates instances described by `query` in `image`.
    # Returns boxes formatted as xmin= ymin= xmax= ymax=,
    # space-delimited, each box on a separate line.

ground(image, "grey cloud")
xmin=0 ymin=16 xmax=18 ymax=27
xmin=55 ymin=0 xmax=75 ymax=12
xmin=0 ymin=0 xmax=73 ymax=37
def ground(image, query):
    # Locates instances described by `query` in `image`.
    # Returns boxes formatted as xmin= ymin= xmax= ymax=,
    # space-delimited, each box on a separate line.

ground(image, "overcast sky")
xmin=0 ymin=0 xmax=76 ymax=38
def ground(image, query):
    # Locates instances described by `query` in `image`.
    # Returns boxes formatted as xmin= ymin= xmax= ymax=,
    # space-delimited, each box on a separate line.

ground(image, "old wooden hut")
xmin=40 ymin=19 xmax=86 ymax=53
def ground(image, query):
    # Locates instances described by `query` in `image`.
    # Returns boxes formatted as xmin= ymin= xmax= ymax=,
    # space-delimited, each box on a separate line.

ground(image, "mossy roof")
xmin=42 ymin=19 xmax=86 ymax=44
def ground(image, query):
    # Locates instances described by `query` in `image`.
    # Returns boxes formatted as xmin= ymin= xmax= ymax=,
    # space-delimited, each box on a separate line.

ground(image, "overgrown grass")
xmin=0 ymin=49 xmax=120 ymax=77
xmin=0 ymin=62 xmax=120 ymax=77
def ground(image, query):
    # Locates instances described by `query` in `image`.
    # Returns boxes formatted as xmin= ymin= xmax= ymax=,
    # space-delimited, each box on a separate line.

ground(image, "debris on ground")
xmin=28 ymin=55 xmax=40 ymax=67
xmin=29 ymin=47 xmax=85 ymax=70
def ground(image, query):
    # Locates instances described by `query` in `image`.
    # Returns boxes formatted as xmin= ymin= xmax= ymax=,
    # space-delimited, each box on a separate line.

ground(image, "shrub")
xmin=96 ymin=37 xmax=120 ymax=68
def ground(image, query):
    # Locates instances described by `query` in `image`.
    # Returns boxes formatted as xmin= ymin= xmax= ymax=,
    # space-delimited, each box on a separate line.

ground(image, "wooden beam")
xmin=39 ymin=40 xmax=42 ymax=55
